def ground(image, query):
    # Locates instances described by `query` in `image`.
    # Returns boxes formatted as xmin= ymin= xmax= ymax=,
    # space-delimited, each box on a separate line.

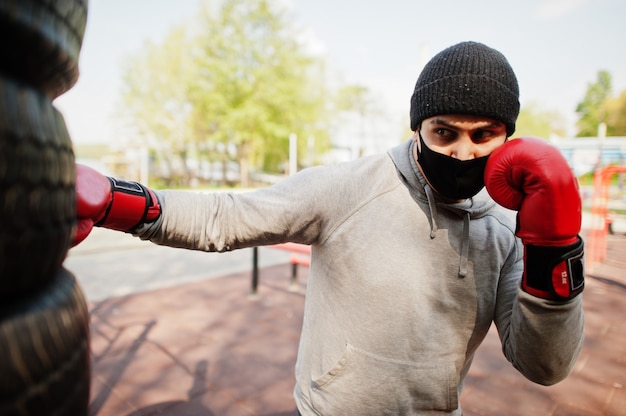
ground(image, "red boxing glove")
xmin=73 ymin=164 xmax=161 ymax=246
xmin=484 ymin=137 xmax=584 ymax=300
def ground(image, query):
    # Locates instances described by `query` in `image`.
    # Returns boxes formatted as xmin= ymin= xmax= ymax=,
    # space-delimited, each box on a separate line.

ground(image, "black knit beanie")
xmin=410 ymin=41 xmax=520 ymax=136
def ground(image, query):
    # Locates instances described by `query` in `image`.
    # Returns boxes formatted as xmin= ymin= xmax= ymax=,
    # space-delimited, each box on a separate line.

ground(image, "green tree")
xmin=118 ymin=25 xmax=195 ymax=186
xmin=119 ymin=0 xmax=332 ymax=187
xmin=605 ymin=89 xmax=626 ymax=136
xmin=188 ymin=0 xmax=331 ymax=186
xmin=515 ymin=102 xmax=567 ymax=138
xmin=575 ymin=70 xmax=612 ymax=137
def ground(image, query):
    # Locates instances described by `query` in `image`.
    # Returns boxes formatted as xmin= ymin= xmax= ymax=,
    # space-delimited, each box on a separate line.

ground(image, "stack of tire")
xmin=0 ymin=1 xmax=91 ymax=415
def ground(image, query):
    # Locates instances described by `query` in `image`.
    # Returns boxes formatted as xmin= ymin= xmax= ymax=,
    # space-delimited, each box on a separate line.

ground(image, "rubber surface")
xmin=0 ymin=78 xmax=76 ymax=298
xmin=0 ymin=268 xmax=91 ymax=415
xmin=0 ymin=0 xmax=88 ymax=98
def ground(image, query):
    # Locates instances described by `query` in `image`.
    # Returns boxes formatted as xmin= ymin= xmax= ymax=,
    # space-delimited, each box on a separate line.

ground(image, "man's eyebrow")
xmin=430 ymin=118 xmax=456 ymax=128
xmin=430 ymin=118 xmax=503 ymax=129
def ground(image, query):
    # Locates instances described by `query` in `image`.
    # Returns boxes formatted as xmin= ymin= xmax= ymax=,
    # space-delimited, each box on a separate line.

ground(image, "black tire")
xmin=0 ymin=78 xmax=76 ymax=299
xmin=0 ymin=268 xmax=90 ymax=416
xmin=0 ymin=0 xmax=89 ymax=98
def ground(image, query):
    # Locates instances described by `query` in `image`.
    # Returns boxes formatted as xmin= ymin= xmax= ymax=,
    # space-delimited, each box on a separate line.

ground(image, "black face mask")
xmin=417 ymin=133 xmax=489 ymax=200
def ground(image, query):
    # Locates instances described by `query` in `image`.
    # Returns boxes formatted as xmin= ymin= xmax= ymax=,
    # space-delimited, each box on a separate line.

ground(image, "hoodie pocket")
xmin=311 ymin=344 xmax=458 ymax=414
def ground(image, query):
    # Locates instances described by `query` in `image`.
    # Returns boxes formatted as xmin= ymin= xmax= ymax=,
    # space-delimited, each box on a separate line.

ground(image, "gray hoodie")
xmin=136 ymin=139 xmax=584 ymax=415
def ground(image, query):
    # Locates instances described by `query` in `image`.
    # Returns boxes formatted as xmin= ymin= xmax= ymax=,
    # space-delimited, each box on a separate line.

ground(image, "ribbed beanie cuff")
xmin=410 ymin=42 xmax=520 ymax=136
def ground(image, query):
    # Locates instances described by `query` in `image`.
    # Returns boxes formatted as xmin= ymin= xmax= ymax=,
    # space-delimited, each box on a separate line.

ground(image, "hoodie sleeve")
xmin=494 ymin=239 xmax=585 ymax=385
xmin=131 ymin=155 xmax=393 ymax=253
xmin=132 ymin=168 xmax=330 ymax=252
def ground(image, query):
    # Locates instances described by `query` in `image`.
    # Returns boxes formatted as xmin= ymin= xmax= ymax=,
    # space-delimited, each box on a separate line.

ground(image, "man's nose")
xmin=451 ymin=137 xmax=476 ymax=160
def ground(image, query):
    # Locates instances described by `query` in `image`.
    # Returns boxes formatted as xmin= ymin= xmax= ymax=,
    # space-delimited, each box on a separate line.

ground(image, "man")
xmin=75 ymin=41 xmax=585 ymax=415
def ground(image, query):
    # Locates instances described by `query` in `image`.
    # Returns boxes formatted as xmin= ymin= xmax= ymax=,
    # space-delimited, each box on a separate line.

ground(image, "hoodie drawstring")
xmin=424 ymin=185 xmax=439 ymax=239
xmin=424 ymin=184 xmax=471 ymax=278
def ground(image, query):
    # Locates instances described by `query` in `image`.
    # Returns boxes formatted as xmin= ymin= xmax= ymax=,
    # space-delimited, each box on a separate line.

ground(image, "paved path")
xmin=66 ymin=228 xmax=292 ymax=301
xmin=81 ymin=231 xmax=626 ymax=415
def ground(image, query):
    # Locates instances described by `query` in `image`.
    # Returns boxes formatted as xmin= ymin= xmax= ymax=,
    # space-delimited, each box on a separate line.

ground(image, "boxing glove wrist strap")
xmin=95 ymin=177 xmax=161 ymax=232
xmin=523 ymin=237 xmax=585 ymax=301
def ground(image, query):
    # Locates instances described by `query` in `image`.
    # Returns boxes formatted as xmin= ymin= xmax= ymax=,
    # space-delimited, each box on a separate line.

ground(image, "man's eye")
xmin=473 ymin=131 xmax=492 ymax=142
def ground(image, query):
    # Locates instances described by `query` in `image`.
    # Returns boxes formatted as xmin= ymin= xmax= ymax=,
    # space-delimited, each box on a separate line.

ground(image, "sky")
xmin=54 ymin=0 xmax=626 ymax=148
